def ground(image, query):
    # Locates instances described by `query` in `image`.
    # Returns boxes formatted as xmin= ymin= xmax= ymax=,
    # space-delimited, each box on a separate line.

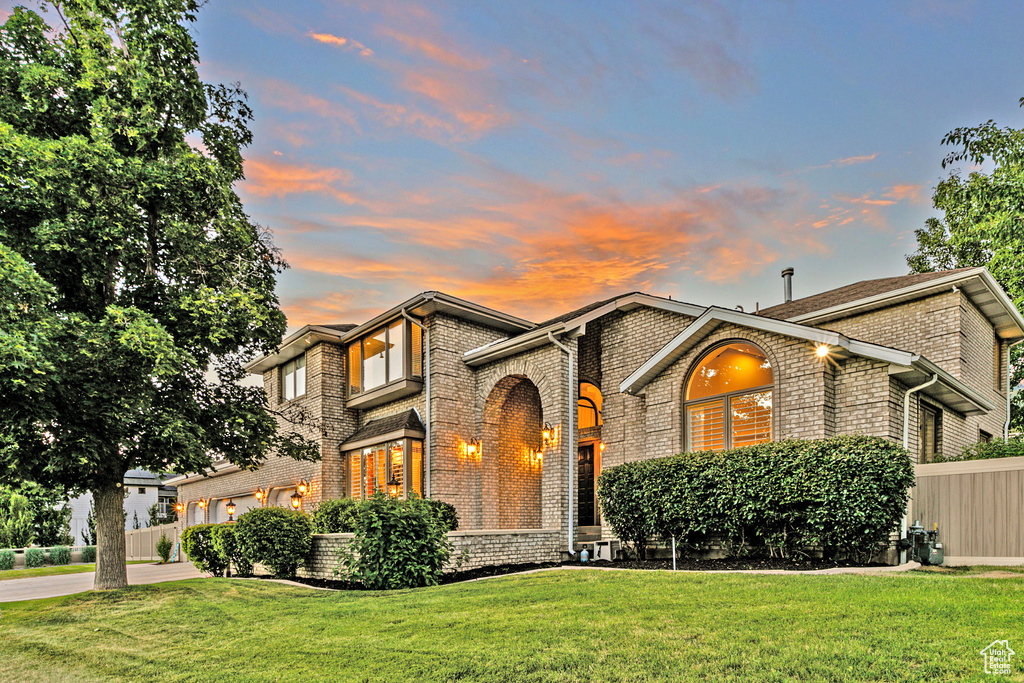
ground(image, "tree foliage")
xmin=907 ymin=97 xmax=1024 ymax=430
xmin=0 ymin=2 xmax=318 ymax=588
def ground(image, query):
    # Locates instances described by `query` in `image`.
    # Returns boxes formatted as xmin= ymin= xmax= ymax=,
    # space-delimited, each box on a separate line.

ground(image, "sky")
xmin=7 ymin=0 xmax=1024 ymax=328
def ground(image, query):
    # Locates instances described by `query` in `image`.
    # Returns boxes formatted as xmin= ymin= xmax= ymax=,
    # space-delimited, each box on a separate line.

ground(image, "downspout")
xmin=1005 ymin=341 xmax=1022 ymax=441
xmin=900 ymin=373 xmax=938 ymax=563
xmin=401 ymin=309 xmax=430 ymax=496
xmin=547 ymin=331 xmax=576 ymax=557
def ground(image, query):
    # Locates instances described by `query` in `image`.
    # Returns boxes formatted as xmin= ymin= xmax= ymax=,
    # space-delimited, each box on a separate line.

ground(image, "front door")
xmin=578 ymin=444 xmax=595 ymax=526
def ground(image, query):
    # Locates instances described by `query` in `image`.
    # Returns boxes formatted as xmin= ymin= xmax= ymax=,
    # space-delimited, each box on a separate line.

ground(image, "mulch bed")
xmin=250 ymin=556 xmax=883 ymax=591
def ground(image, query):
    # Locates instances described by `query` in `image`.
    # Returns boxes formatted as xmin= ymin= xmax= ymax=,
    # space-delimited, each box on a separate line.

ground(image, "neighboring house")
xmin=69 ymin=470 xmax=177 ymax=542
xmin=168 ymin=266 xmax=1024 ymax=561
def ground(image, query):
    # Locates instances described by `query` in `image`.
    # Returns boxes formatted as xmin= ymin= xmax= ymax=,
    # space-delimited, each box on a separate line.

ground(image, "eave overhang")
xmin=244 ymin=325 xmax=351 ymax=375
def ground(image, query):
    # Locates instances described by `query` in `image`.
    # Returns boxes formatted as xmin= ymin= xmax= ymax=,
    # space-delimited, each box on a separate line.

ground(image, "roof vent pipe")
xmin=781 ymin=267 xmax=795 ymax=303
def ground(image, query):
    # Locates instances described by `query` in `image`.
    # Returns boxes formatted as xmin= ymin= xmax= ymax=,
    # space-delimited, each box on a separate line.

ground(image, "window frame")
xmin=578 ymin=381 xmax=603 ymax=429
xmin=347 ymin=437 xmax=424 ymax=500
xmin=347 ymin=320 xmax=424 ymax=398
xmin=683 ymin=341 xmax=774 ymax=453
xmin=919 ymin=402 xmax=941 ymax=463
xmin=281 ymin=353 xmax=307 ymax=402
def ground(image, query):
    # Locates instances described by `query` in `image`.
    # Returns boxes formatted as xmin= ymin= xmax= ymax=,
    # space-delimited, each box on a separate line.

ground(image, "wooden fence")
xmin=125 ymin=522 xmax=181 ymax=562
xmin=910 ymin=456 xmax=1024 ymax=565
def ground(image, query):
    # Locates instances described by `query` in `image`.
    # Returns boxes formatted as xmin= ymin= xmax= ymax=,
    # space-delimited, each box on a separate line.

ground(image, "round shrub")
xmin=211 ymin=524 xmax=253 ymax=577
xmin=310 ymin=498 xmax=357 ymax=534
xmin=49 ymin=545 xmax=71 ymax=565
xmin=80 ymin=545 xmax=96 ymax=563
xmin=422 ymin=497 xmax=459 ymax=532
xmin=180 ymin=524 xmax=227 ymax=577
xmin=25 ymin=547 xmax=45 ymax=568
xmin=0 ymin=549 xmax=14 ymax=571
xmin=156 ymin=534 xmax=173 ymax=564
xmin=234 ymin=507 xmax=312 ymax=578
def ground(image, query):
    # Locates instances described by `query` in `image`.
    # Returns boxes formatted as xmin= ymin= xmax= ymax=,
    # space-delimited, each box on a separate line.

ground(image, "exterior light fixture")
xmin=466 ymin=441 xmax=480 ymax=458
xmin=255 ymin=487 xmax=265 ymax=505
xmin=542 ymin=422 xmax=557 ymax=448
xmin=816 ymin=345 xmax=830 ymax=358
xmin=226 ymin=500 xmax=236 ymax=522
xmin=600 ymin=442 xmax=606 ymax=452
xmin=197 ymin=498 xmax=207 ymax=509
xmin=290 ymin=491 xmax=303 ymax=510
xmin=298 ymin=479 xmax=309 ymax=495
xmin=174 ymin=501 xmax=185 ymax=518
xmin=387 ymin=476 xmax=401 ymax=498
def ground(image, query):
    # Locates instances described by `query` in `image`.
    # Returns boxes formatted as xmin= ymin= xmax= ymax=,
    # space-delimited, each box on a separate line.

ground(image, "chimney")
xmin=781 ymin=267 xmax=794 ymax=303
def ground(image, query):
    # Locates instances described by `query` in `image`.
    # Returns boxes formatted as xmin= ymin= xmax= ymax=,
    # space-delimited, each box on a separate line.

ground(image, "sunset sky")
xmin=8 ymin=0 xmax=1024 ymax=328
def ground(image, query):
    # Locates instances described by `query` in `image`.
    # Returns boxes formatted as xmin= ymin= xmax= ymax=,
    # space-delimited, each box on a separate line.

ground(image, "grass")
xmin=0 ymin=561 xmax=152 ymax=582
xmin=0 ymin=568 xmax=1022 ymax=682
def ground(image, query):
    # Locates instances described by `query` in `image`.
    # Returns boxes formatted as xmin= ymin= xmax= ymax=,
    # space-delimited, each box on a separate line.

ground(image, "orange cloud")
xmin=259 ymin=80 xmax=361 ymax=133
xmin=883 ymin=184 xmax=925 ymax=203
xmin=379 ymin=27 xmax=487 ymax=70
xmin=832 ymin=153 xmax=878 ymax=166
xmin=309 ymin=31 xmax=374 ymax=56
xmin=335 ymin=84 xmax=470 ymax=139
xmin=242 ymin=158 xmax=368 ymax=207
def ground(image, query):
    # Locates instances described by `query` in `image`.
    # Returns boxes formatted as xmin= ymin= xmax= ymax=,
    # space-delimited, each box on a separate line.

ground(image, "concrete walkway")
xmin=0 ymin=562 xmax=205 ymax=603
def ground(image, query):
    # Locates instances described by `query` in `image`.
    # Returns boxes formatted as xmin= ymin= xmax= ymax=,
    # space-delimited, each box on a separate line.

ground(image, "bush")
xmin=310 ymin=498 xmax=358 ymax=534
xmin=234 ymin=507 xmax=312 ymax=579
xmin=49 ymin=545 xmax=71 ymax=565
xmin=156 ymin=534 xmax=173 ymax=563
xmin=938 ymin=437 xmax=1024 ymax=462
xmin=180 ymin=524 xmax=227 ymax=576
xmin=421 ymin=497 xmax=459 ymax=532
xmin=336 ymin=493 xmax=453 ymax=590
xmin=25 ymin=547 xmax=45 ymax=568
xmin=598 ymin=436 xmax=915 ymax=563
xmin=80 ymin=545 xmax=96 ymax=563
xmin=0 ymin=549 xmax=14 ymax=570
xmin=211 ymin=524 xmax=253 ymax=577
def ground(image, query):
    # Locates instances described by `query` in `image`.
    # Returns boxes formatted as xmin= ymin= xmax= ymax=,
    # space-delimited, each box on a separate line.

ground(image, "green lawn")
xmin=0 ymin=561 xmax=151 ymax=582
xmin=1 ymin=569 xmax=1022 ymax=682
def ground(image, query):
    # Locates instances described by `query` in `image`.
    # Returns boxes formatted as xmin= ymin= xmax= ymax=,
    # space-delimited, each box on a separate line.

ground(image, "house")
xmin=70 ymin=470 xmax=177 ymax=543
xmin=168 ymin=266 xmax=1024 ymax=564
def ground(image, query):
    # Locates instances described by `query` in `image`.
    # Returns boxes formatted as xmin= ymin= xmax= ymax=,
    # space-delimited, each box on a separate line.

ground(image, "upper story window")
xmin=282 ymin=354 xmax=306 ymax=401
xmin=684 ymin=342 xmax=773 ymax=452
xmin=578 ymin=381 xmax=603 ymax=429
xmin=348 ymin=320 xmax=423 ymax=397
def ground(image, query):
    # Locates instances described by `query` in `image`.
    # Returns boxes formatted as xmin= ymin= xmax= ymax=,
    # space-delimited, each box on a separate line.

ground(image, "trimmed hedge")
xmin=938 ymin=437 xmax=1024 ymax=462
xmin=25 ymin=547 xmax=45 ymax=568
xmin=80 ymin=546 xmax=96 ymax=563
xmin=211 ymin=524 xmax=253 ymax=577
xmin=180 ymin=524 xmax=227 ymax=576
xmin=598 ymin=436 xmax=915 ymax=562
xmin=310 ymin=498 xmax=358 ymax=534
xmin=49 ymin=545 xmax=71 ymax=565
xmin=234 ymin=507 xmax=312 ymax=579
xmin=0 ymin=549 xmax=13 ymax=570
xmin=336 ymin=493 xmax=452 ymax=590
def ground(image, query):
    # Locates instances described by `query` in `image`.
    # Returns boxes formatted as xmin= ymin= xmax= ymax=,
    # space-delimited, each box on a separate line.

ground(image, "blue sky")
xmin=7 ymin=0 xmax=1024 ymax=327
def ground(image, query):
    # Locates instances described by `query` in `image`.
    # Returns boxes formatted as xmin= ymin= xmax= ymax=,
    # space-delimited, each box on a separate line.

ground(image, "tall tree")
xmin=907 ymin=97 xmax=1024 ymax=431
xmin=0 ymin=2 xmax=317 ymax=589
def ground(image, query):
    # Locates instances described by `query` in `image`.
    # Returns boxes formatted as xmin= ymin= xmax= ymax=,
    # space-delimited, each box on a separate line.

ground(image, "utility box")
xmin=593 ymin=540 xmax=620 ymax=562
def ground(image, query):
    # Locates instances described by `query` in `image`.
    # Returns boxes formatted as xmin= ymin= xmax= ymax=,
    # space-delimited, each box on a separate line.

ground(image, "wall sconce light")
xmin=462 ymin=440 xmax=482 ymax=459
xmin=226 ymin=500 xmax=236 ymax=522
xmin=600 ymin=442 xmax=606 ymax=452
xmin=174 ymin=501 xmax=185 ymax=518
xmin=386 ymin=476 xmax=401 ymax=498
xmin=197 ymin=498 xmax=207 ymax=510
xmin=529 ymin=449 xmax=543 ymax=465
xmin=290 ymin=491 xmax=303 ymax=510
xmin=542 ymin=422 xmax=558 ymax=449
xmin=297 ymin=479 xmax=309 ymax=496
xmin=815 ymin=344 xmax=830 ymax=358
xmin=255 ymin=487 xmax=265 ymax=505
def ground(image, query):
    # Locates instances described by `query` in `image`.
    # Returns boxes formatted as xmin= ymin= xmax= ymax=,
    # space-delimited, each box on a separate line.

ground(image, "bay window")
xmin=684 ymin=342 xmax=773 ymax=452
xmin=348 ymin=439 xmax=423 ymax=500
xmin=347 ymin=320 xmax=424 ymax=407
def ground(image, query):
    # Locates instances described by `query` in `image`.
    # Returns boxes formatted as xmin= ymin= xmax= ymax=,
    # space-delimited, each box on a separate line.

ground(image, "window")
xmin=138 ymin=487 xmax=146 ymax=494
xmin=919 ymin=404 xmax=940 ymax=463
xmin=348 ymin=439 xmax=423 ymax=500
xmin=578 ymin=382 xmax=603 ymax=429
xmin=348 ymin=320 xmax=423 ymax=396
xmin=684 ymin=342 xmax=773 ymax=452
xmin=979 ymin=429 xmax=993 ymax=444
xmin=282 ymin=354 xmax=306 ymax=401
xmin=995 ymin=340 xmax=1003 ymax=392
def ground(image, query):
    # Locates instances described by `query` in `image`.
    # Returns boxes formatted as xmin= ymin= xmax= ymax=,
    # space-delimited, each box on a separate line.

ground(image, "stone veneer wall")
xmin=296 ymin=529 xmax=562 ymax=579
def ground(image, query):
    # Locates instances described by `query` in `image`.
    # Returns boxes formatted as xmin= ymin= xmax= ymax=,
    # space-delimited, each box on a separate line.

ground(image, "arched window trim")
xmin=578 ymin=381 xmax=603 ymax=429
xmin=683 ymin=340 xmax=774 ymax=452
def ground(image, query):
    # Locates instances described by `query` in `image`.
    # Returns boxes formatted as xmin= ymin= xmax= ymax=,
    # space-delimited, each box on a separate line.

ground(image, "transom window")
xmin=348 ymin=439 xmax=423 ymax=500
xmin=282 ymin=354 xmax=306 ymax=401
xmin=348 ymin=320 xmax=423 ymax=396
xmin=685 ymin=342 xmax=773 ymax=452
xmin=578 ymin=381 xmax=603 ymax=429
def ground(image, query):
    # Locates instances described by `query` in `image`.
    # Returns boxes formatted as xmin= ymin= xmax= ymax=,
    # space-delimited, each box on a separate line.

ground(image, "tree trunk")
xmin=93 ymin=482 xmax=128 ymax=590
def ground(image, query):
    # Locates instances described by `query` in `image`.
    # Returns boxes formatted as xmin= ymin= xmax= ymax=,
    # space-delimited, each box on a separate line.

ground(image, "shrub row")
xmin=937 ymin=437 xmax=1024 ymax=462
xmin=597 ymin=436 xmax=915 ymax=562
xmin=0 ymin=549 xmax=13 ymax=570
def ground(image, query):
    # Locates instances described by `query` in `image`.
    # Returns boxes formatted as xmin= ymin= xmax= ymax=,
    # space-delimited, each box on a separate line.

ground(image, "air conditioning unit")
xmin=593 ymin=540 xmax=620 ymax=562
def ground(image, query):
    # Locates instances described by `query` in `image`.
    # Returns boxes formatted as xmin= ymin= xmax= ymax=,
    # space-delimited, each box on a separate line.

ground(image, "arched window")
xmin=578 ymin=381 xmax=603 ymax=429
xmin=684 ymin=342 xmax=773 ymax=452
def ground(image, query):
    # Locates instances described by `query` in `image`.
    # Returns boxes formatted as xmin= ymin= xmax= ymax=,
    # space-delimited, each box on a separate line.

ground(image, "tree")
xmin=0 ymin=491 xmax=35 ymax=549
xmin=907 ymin=97 xmax=1024 ymax=432
xmin=0 ymin=483 xmax=73 ymax=546
xmin=0 ymin=2 xmax=318 ymax=589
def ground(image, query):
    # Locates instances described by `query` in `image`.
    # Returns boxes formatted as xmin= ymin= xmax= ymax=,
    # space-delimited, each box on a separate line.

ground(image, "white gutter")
xmin=1006 ymin=341 xmax=1022 ymax=440
xmin=900 ymin=373 xmax=939 ymax=563
xmin=547 ymin=330 xmax=576 ymax=557
xmin=401 ymin=309 xmax=431 ymax=497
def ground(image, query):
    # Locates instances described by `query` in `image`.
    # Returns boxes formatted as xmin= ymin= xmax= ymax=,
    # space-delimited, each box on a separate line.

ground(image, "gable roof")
xmin=620 ymin=305 xmax=995 ymax=416
xmin=760 ymin=267 xmax=1024 ymax=341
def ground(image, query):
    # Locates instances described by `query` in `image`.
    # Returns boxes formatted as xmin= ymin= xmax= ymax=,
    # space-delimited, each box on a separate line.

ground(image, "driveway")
xmin=0 ymin=562 xmax=206 ymax=603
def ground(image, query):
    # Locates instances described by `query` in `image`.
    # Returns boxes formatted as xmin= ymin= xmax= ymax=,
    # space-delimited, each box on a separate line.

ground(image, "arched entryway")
xmin=481 ymin=375 xmax=544 ymax=529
